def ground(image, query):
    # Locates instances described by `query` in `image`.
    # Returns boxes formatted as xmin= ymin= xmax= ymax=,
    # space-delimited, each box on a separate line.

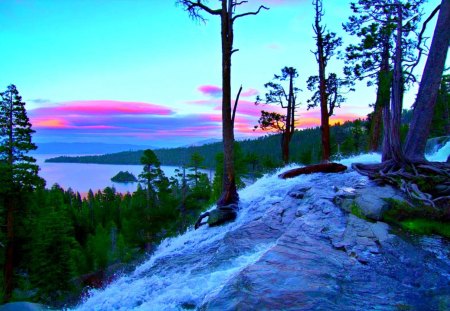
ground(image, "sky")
xmin=0 ymin=0 xmax=446 ymax=148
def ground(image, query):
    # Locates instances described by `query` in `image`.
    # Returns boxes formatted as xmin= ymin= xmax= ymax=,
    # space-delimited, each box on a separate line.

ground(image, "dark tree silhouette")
xmin=0 ymin=85 xmax=44 ymax=302
xmin=177 ymin=0 xmax=268 ymax=206
xmin=139 ymin=149 xmax=164 ymax=209
xmin=256 ymin=67 xmax=300 ymax=163
xmin=343 ymin=0 xmax=425 ymax=152
xmin=307 ymin=73 xmax=347 ymax=117
xmin=353 ymin=0 xmax=450 ymax=209
xmin=310 ymin=0 xmax=343 ymax=162
xmin=404 ymin=0 xmax=450 ymax=162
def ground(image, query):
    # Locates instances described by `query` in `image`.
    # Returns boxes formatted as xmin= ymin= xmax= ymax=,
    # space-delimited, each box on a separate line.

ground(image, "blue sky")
xmin=0 ymin=0 xmax=445 ymax=147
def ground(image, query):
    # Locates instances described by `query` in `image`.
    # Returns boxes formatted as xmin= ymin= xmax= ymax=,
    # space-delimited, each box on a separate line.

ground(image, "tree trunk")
xmin=369 ymin=101 xmax=383 ymax=151
xmin=281 ymin=133 xmax=289 ymax=163
xmin=388 ymin=1 xmax=405 ymax=163
xmin=281 ymin=73 xmax=295 ymax=164
xmin=404 ymin=0 xmax=450 ymax=162
xmin=382 ymin=101 xmax=392 ymax=161
xmin=3 ymin=196 xmax=14 ymax=302
xmin=370 ymin=40 xmax=391 ymax=152
xmin=316 ymin=16 xmax=330 ymax=162
xmin=218 ymin=2 xmax=238 ymax=206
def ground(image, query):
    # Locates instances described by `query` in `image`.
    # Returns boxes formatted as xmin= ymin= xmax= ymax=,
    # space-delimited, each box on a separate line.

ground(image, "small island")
xmin=111 ymin=171 xmax=137 ymax=183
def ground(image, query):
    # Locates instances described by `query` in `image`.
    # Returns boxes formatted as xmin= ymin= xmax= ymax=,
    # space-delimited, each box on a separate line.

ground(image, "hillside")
xmin=45 ymin=120 xmax=369 ymax=168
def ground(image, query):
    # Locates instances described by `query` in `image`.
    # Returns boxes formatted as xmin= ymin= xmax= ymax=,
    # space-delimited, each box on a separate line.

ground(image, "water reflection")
xmin=33 ymin=154 xmax=213 ymax=195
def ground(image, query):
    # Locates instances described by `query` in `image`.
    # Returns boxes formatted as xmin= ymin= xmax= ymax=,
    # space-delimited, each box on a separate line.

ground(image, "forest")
xmin=1 ymin=0 xmax=449 ymax=308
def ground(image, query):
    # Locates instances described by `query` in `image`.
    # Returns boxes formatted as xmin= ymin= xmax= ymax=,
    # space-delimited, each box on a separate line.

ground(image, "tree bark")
xmin=218 ymin=2 xmax=238 ymax=206
xmin=315 ymin=7 xmax=330 ymax=163
xmin=404 ymin=0 xmax=450 ymax=162
xmin=387 ymin=1 xmax=405 ymax=163
xmin=370 ymin=39 xmax=391 ymax=152
xmin=281 ymin=72 xmax=295 ymax=164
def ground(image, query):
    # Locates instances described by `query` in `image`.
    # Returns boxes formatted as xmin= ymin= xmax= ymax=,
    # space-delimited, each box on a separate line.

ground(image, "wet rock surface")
xmin=75 ymin=169 xmax=450 ymax=311
xmin=335 ymin=184 xmax=407 ymax=221
xmin=201 ymin=172 xmax=450 ymax=310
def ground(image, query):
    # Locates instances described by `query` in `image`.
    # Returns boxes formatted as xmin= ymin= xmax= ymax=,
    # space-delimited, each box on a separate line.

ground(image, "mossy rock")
xmin=207 ymin=206 xmax=237 ymax=227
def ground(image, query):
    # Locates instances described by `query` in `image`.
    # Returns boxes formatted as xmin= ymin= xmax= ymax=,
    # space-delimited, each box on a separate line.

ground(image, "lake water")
xmin=34 ymin=154 xmax=214 ymax=195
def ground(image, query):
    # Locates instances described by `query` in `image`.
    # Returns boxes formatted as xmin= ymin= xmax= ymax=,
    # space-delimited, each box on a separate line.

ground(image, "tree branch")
xmin=234 ymin=1 xmax=248 ymax=6
xmin=178 ymin=0 xmax=221 ymax=20
xmin=232 ymin=5 xmax=269 ymax=22
xmin=406 ymin=4 xmax=441 ymax=81
xmin=232 ymin=85 xmax=243 ymax=127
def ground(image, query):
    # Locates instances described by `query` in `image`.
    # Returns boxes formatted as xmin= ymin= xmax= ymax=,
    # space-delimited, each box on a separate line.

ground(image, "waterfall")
xmin=73 ymin=145 xmax=448 ymax=311
xmin=426 ymin=140 xmax=450 ymax=162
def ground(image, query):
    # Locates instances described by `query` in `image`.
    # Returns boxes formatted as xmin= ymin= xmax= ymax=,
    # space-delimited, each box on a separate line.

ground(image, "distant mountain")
xmin=34 ymin=142 xmax=156 ymax=154
xmin=189 ymin=138 xmax=222 ymax=147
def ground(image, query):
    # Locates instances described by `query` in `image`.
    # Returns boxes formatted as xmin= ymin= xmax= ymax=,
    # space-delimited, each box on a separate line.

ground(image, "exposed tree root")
xmin=352 ymin=160 xmax=450 ymax=209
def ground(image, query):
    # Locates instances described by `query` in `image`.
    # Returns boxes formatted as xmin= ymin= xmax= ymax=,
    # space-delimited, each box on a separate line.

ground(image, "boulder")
xmin=354 ymin=185 xmax=405 ymax=220
xmin=335 ymin=184 xmax=406 ymax=221
xmin=195 ymin=204 xmax=238 ymax=229
xmin=207 ymin=205 xmax=238 ymax=227
xmin=279 ymin=163 xmax=347 ymax=179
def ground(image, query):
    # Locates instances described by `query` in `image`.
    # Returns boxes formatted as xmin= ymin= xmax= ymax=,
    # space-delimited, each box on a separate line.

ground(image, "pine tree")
xmin=0 ymin=84 xmax=44 ymax=301
xmin=343 ymin=0 xmax=425 ymax=153
xmin=309 ymin=0 xmax=345 ymax=162
xmin=139 ymin=149 xmax=163 ymax=209
xmin=256 ymin=67 xmax=301 ymax=163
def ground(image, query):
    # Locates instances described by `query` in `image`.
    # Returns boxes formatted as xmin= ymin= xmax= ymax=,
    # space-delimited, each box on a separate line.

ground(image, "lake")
xmin=34 ymin=154 xmax=214 ymax=195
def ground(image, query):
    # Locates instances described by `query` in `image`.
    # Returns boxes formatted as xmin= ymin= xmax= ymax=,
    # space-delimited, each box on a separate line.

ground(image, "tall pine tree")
xmin=0 ymin=84 xmax=44 ymax=302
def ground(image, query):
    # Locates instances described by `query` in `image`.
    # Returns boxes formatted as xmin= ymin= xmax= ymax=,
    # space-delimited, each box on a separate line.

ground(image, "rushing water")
xmin=70 ymin=142 xmax=449 ymax=311
xmin=33 ymin=154 xmax=214 ymax=195
xmin=33 ymin=141 xmax=449 ymax=196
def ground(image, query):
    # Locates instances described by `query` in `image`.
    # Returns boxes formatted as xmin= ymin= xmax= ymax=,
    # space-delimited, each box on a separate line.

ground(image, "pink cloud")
xmin=38 ymin=100 xmax=173 ymax=116
xmin=198 ymin=85 xmax=222 ymax=98
xmin=32 ymin=116 xmax=120 ymax=130
xmin=241 ymin=88 xmax=259 ymax=97
xmin=213 ymin=100 xmax=285 ymax=117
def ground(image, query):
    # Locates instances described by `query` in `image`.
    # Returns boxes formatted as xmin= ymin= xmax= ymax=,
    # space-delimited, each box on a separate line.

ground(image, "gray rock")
xmin=371 ymin=221 xmax=391 ymax=242
xmin=354 ymin=185 xmax=405 ymax=220
xmin=76 ymin=170 xmax=450 ymax=311
xmin=334 ymin=184 xmax=406 ymax=221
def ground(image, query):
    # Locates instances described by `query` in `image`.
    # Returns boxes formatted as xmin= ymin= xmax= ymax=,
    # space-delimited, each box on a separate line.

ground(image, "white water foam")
xmin=426 ymin=140 xmax=450 ymax=162
xmin=72 ymin=146 xmax=446 ymax=311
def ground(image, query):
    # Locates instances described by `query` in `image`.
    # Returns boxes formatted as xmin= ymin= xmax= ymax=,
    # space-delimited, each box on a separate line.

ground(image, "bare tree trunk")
xmin=218 ymin=2 xmax=238 ymax=206
xmin=281 ymin=73 xmax=296 ymax=164
xmin=388 ymin=1 xmax=405 ymax=163
xmin=382 ymin=99 xmax=392 ymax=161
xmin=404 ymin=0 xmax=450 ymax=162
xmin=370 ymin=41 xmax=391 ymax=152
xmin=315 ymin=13 xmax=330 ymax=162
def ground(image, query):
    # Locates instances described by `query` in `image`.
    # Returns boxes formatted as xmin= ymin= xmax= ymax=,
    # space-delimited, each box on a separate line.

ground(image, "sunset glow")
xmin=2 ymin=0 xmax=440 ymax=147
